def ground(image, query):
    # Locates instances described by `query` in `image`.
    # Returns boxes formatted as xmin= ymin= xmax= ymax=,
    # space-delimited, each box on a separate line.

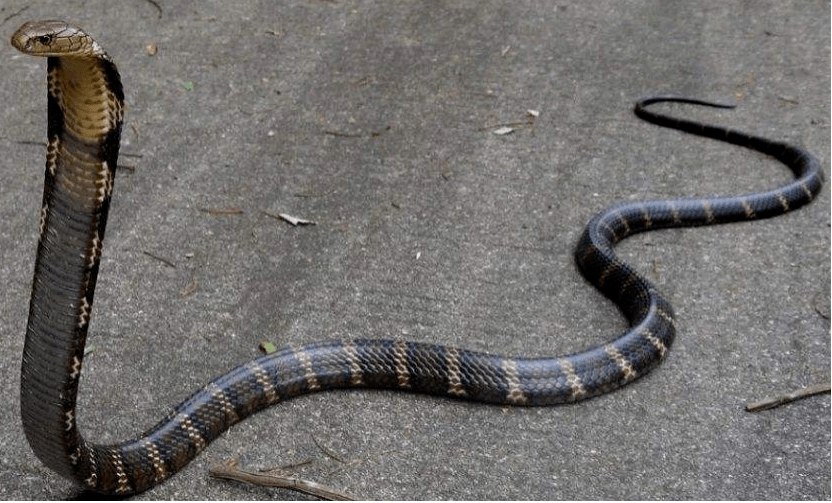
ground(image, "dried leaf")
xmin=259 ymin=341 xmax=277 ymax=355
xmin=179 ymin=277 xmax=199 ymax=297
xmin=278 ymin=213 xmax=316 ymax=226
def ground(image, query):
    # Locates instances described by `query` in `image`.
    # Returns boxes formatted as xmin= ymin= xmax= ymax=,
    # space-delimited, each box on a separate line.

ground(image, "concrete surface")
xmin=0 ymin=0 xmax=828 ymax=500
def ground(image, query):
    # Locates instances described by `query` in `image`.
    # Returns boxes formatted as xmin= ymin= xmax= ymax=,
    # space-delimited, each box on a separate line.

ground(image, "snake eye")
xmin=37 ymin=34 xmax=52 ymax=45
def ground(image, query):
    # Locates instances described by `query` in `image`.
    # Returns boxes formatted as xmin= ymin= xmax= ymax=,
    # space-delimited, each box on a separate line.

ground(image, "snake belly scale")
xmin=11 ymin=20 xmax=823 ymax=495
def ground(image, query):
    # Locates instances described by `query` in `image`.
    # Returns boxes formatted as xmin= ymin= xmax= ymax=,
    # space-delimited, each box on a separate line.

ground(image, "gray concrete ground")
xmin=0 ymin=0 xmax=828 ymax=500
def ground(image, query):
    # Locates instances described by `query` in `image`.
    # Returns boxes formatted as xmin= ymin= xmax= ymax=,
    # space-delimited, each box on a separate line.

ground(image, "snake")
xmin=11 ymin=20 xmax=823 ymax=496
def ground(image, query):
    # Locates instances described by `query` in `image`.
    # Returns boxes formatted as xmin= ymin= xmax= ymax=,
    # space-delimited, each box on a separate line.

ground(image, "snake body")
xmin=12 ymin=21 xmax=823 ymax=495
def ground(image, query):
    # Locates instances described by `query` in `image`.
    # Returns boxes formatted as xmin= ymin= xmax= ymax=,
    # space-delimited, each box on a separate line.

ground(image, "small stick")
xmin=1 ymin=5 xmax=29 ymax=25
xmin=745 ymin=382 xmax=831 ymax=412
xmin=142 ymin=250 xmax=176 ymax=268
xmin=200 ymin=207 xmax=244 ymax=216
xmin=209 ymin=460 xmax=356 ymax=501
xmin=143 ymin=0 xmax=163 ymax=18
xmin=312 ymin=435 xmax=349 ymax=464
xmin=323 ymin=130 xmax=364 ymax=138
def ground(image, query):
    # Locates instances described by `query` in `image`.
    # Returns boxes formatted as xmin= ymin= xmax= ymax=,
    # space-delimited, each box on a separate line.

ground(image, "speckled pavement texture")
xmin=0 ymin=1 xmax=828 ymax=499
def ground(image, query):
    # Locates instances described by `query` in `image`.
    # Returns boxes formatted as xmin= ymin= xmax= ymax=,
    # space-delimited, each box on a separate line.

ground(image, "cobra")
xmin=12 ymin=20 xmax=823 ymax=496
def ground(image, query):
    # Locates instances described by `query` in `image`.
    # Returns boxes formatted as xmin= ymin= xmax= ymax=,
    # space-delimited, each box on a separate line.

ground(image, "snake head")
xmin=11 ymin=20 xmax=105 ymax=58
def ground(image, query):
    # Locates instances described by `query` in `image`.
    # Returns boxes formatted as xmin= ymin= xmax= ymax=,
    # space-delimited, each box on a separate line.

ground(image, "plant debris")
xmin=259 ymin=341 xmax=277 ymax=355
xmin=263 ymin=210 xmax=317 ymax=226
xmin=745 ymin=382 xmax=831 ymax=412
xmin=209 ymin=459 xmax=356 ymax=501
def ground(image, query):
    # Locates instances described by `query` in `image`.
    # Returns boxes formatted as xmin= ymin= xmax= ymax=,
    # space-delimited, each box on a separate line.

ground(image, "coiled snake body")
xmin=12 ymin=21 xmax=823 ymax=495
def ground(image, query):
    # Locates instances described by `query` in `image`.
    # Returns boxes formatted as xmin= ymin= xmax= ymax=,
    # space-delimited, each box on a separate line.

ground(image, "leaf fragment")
xmin=277 ymin=213 xmax=317 ymax=226
xmin=259 ymin=341 xmax=277 ymax=354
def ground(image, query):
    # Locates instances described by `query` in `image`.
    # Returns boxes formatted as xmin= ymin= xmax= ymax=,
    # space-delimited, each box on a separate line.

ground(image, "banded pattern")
xmin=12 ymin=20 xmax=823 ymax=496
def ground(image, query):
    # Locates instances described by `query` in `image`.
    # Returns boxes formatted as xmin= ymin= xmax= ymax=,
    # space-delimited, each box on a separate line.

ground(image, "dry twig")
xmin=209 ymin=459 xmax=356 ymax=500
xmin=143 ymin=0 xmax=163 ymax=18
xmin=745 ymin=382 xmax=831 ymax=412
xmin=200 ymin=207 xmax=244 ymax=216
xmin=312 ymin=435 xmax=350 ymax=464
xmin=142 ymin=250 xmax=175 ymax=268
xmin=1 ymin=5 xmax=29 ymax=25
